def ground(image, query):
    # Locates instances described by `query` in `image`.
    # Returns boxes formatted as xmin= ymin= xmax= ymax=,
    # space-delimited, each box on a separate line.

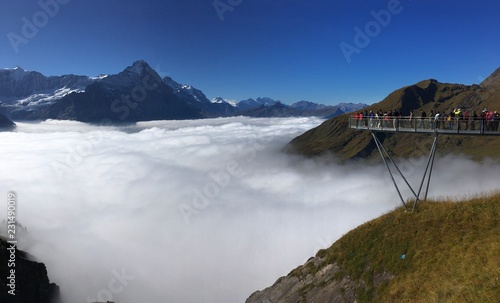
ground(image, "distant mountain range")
xmin=0 ymin=61 xmax=367 ymax=125
xmin=287 ymin=67 xmax=500 ymax=160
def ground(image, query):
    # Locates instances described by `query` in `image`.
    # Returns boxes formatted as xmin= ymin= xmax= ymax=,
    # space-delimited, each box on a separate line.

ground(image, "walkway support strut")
xmin=371 ymin=131 xmax=439 ymax=212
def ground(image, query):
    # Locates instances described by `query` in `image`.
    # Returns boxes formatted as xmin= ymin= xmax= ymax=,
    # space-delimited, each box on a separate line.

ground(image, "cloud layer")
xmin=1 ymin=117 xmax=499 ymax=303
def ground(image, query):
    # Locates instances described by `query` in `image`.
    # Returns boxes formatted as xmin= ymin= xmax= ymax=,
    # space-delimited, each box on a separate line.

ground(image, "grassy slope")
xmin=296 ymin=193 xmax=500 ymax=302
xmin=287 ymin=68 xmax=500 ymax=161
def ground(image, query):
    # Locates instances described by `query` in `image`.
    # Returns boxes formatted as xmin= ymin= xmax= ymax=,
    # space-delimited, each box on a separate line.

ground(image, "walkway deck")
xmin=348 ymin=117 xmax=500 ymax=136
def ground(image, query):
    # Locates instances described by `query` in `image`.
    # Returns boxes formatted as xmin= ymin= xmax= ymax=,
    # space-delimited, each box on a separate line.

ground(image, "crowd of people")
xmin=352 ymin=108 xmax=500 ymax=132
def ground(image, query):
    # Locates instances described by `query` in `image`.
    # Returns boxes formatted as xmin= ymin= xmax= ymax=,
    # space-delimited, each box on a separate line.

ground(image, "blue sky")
xmin=1 ymin=0 xmax=499 ymax=105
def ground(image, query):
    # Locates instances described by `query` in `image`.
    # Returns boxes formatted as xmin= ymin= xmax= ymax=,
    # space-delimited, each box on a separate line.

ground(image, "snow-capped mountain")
xmin=0 ymin=60 xmax=364 ymax=122
xmin=162 ymin=77 xmax=237 ymax=117
xmin=4 ymin=61 xmax=202 ymax=122
xmin=212 ymin=97 xmax=237 ymax=107
xmin=0 ymin=66 xmax=91 ymax=115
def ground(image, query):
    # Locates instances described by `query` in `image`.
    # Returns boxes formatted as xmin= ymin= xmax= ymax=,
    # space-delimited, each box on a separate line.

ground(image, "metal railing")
xmin=349 ymin=116 xmax=500 ymax=135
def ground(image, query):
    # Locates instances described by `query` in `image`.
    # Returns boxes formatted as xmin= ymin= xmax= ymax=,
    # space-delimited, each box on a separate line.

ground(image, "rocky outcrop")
xmin=0 ymin=238 xmax=60 ymax=303
xmin=246 ymin=255 xmax=394 ymax=303
xmin=0 ymin=113 xmax=16 ymax=130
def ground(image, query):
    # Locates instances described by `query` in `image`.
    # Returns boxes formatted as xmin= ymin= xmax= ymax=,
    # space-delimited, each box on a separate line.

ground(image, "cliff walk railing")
xmin=348 ymin=116 xmax=500 ymax=135
xmin=348 ymin=115 xmax=500 ymax=212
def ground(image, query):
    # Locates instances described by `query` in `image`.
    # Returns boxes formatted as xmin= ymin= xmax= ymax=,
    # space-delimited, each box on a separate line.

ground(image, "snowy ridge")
xmin=16 ymin=86 xmax=86 ymax=107
xmin=89 ymin=74 xmax=109 ymax=80
xmin=212 ymin=97 xmax=237 ymax=107
xmin=1 ymin=66 xmax=31 ymax=82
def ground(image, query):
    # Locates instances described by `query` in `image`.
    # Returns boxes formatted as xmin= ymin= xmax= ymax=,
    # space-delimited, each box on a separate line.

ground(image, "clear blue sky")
xmin=1 ymin=0 xmax=499 ymax=105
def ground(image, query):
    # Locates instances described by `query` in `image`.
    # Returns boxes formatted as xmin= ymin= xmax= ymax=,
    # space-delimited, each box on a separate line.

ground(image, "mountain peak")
xmin=1 ymin=65 xmax=31 ymax=81
xmin=2 ymin=66 xmax=26 ymax=71
xmin=125 ymin=60 xmax=153 ymax=75
xmin=480 ymin=67 xmax=500 ymax=88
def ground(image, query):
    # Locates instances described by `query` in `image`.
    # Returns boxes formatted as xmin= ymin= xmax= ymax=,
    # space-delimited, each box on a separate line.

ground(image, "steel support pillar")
xmin=371 ymin=131 xmax=438 ymax=212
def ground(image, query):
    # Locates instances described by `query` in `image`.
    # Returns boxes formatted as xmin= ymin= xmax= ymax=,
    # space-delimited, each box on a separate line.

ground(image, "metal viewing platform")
xmin=348 ymin=116 xmax=500 ymax=136
xmin=349 ymin=116 xmax=500 ymax=212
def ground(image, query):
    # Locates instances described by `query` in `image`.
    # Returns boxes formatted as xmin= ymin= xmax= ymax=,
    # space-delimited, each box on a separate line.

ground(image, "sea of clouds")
xmin=1 ymin=116 xmax=499 ymax=303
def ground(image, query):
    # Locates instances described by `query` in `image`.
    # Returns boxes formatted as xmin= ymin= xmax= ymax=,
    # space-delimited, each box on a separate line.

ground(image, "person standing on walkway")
xmin=471 ymin=111 xmax=478 ymax=131
xmin=434 ymin=111 xmax=440 ymax=130
xmin=419 ymin=109 xmax=427 ymax=129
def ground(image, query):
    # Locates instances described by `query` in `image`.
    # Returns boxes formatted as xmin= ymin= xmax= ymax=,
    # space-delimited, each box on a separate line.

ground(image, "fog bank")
xmin=1 ymin=117 xmax=499 ymax=303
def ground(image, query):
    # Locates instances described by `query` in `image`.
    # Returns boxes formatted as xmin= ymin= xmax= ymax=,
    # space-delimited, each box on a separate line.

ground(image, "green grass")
xmin=295 ymin=192 xmax=500 ymax=302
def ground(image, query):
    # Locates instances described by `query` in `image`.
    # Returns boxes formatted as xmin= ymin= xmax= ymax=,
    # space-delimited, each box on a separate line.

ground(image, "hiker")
xmin=471 ymin=111 xmax=478 ymax=131
xmin=429 ymin=110 xmax=435 ymax=129
xmin=434 ymin=111 xmax=440 ymax=129
xmin=463 ymin=110 xmax=470 ymax=130
xmin=494 ymin=111 xmax=500 ymax=131
xmin=393 ymin=110 xmax=400 ymax=129
xmin=447 ymin=111 xmax=453 ymax=130
xmin=487 ymin=110 xmax=494 ymax=131
xmin=480 ymin=110 xmax=486 ymax=133
xmin=419 ymin=110 xmax=427 ymax=129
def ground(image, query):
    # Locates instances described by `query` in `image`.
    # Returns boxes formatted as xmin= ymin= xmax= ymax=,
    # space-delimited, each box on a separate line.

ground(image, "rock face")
xmin=246 ymin=257 xmax=395 ymax=303
xmin=0 ymin=113 xmax=16 ymax=130
xmin=246 ymin=259 xmax=363 ymax=303
xmin=0 ymin=238 xmax=60 ymax=303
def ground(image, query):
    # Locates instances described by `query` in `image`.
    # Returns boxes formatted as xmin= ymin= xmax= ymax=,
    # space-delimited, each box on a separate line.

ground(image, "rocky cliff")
xmin=0 ymin=237 xmax=60 ymax=303
xmin=0 ymin=113 xmax=16 ymax=130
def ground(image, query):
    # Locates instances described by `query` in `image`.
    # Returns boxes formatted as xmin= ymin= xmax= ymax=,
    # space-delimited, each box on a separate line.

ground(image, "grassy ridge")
xmin=306 ymin=192 xmax=500 ymax=302
xmin=287 ymin=68 xmax=500 ymax=161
